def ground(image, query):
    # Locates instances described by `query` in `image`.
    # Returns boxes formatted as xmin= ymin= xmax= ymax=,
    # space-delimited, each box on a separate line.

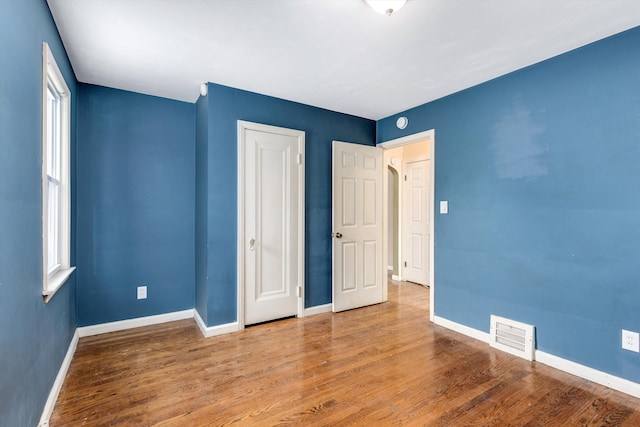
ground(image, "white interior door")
xmin=239 ymin=121 xmax=304 ymax=326
xmin=332 ymin=141 xmax=383 ymax=312
xmin=403 ymin=160 xmax=429 ymax=285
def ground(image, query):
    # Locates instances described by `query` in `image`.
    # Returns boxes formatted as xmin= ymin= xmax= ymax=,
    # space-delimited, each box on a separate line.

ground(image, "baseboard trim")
xmin=40 ymin=308 xmax=241 ymax=425
xmin=391 ymin=274 xmax=402 ymax=281
xmin=304 ymin=303 xmax=332 ymax=317
xmin=433 ymin=315 xmax=640 ymax=399
xmin=535 ymin=350 xmax=640 ymax=399
xmin=77 ymin=309 xmax=195 ymax=337
xmin=194 ymin=310 xmax=240 ymax=338
xmin=433 ymin=315 xmax=490 ymax=343
xmin=39 ymin=329 xmax=79 ymax=427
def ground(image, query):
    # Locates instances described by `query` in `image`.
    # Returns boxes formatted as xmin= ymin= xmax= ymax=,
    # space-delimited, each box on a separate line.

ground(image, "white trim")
xmin=43 ymin=266 xmax=76 ymax=303
xmin=194 ymin=310 xmax=240 ymax=338
xmin=434 ymin=314 xmax=640 ymax=399
xmin=237 ymin=121 xmax=246 ymax=330
xmin=237 ymin=120 xmax=305 ymax=329
xmin=297 ymin=130 xmax=306 ymax=320
xmin=42 ymin=42 xmax=73 ymax=302
xmin=378 ymin=130 xmax=435 ymax=150
xmin=39 ymin=330 xmax=79 ymax=427
xmin=303 ymin=303 xmax=332 ymax=317
xmin=391 ymin=274 xmax=402 ymax=281
xmin=433 ymin=315 xmax=490 ymax=343
xmin=77 ymin=309 xmax=194 ymax=337
xmin=39 ymin=309 xmax=246 ymax=426
xmin=379 ymin=129 xmax=436 ymax=321
xmin=535 ymin=350 xmax=640 ymax=399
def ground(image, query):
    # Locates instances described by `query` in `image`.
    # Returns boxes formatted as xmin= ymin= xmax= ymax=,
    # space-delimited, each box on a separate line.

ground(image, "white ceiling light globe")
xmin=365 ymin=0 xmax=407 ymax=16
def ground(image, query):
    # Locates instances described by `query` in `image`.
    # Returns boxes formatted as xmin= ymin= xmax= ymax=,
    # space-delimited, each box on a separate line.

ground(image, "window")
xmin=42 ymin=42 xmax=74 ymax=302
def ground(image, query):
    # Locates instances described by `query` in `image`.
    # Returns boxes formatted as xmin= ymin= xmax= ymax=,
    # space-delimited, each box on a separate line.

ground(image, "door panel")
xmin=332 ymin=141 xmax=383 ymax=312
xmin=242 ymin=124 xmax=303 ymax=325
xmin=342 ymin=178 xmax=356 ymax=226
xmin=363 ymin=240 xmax=377 ymax=288
xmin=342 ymin=242 xmax=357 ymax=291
xmin=403 ymin=160 xmax=430 ymax=285
xmin=255 ymin=143 xmax=286 ymax=300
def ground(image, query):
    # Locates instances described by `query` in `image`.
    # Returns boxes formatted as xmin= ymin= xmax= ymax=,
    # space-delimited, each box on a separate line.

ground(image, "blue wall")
xmin=377 ymin=27 xmax=640 ymax=382
xmin=198 ymin=84 xmax=375 ymax=325
xmin=76 ymin=85 xmax=195 ymax=326
xmin=0 ymin=0 xmax=77 ymax=424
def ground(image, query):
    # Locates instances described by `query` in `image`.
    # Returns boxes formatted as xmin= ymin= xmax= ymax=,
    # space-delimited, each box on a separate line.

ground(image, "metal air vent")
xmin=490 ymin=315 xmax=535 ymax=361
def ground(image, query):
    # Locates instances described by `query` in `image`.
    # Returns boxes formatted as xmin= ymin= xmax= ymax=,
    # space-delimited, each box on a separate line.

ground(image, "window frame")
xmin=42 ymin=42 xmax=74 ymax=302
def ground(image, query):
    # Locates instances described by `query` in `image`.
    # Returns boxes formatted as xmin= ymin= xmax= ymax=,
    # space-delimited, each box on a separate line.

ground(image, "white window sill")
xmin=43 ymin=266 xmax=76 ymax=303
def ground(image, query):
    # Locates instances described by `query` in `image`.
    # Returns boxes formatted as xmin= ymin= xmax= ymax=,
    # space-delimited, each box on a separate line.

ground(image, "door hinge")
xmin=404 ymin=175 xmax=407 ymax=181
xmin=297 ymin=286 xmax=302 ymax=297
xmin=297 ymin=153 xmax=302 ymax=164
xmin=404 ymin=261 xmax=407 ymax=267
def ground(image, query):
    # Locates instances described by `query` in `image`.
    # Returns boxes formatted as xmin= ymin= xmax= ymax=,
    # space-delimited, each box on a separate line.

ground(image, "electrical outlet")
xmin=622 ymin=329 xmax=639 ymax=352
xmin=137 ymin=286 xmax=147 ymax=300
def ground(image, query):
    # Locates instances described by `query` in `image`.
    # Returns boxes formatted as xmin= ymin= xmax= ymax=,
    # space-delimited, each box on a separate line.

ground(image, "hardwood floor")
xmin=51 ymin=279 xmax=640 ymax=426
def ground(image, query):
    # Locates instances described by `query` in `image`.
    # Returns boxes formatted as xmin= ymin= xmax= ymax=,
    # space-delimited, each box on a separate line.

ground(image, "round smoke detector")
xmin=396 ymin=116 xmax=408 ymax=129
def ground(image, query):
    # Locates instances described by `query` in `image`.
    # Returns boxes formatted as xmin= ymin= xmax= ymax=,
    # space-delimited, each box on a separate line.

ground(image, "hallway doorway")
xmin=380 ymin=129 xmax=435 ymax=321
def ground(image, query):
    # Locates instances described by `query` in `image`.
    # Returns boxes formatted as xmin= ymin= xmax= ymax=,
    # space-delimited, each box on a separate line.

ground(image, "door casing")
xmin=237 ymin=120 xmax=305 ymax=329
xmin=379 ymin=129 xmax=435 ymax=321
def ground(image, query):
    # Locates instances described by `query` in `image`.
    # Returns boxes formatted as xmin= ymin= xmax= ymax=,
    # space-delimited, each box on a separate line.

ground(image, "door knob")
xmin=249 ymin=238 xmax=256 ymax=250
xmin=335 ymin=232 xmax=342 ymax=239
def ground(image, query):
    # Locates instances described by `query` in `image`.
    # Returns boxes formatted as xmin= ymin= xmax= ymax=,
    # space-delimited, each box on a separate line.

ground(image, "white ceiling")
xmin=47 ymin=0 xmax=640 ymax=120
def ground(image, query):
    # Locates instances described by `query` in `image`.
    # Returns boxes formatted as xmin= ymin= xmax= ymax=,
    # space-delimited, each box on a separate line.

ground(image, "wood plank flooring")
xmin=51 ymin=279 xmax=640 ymax=426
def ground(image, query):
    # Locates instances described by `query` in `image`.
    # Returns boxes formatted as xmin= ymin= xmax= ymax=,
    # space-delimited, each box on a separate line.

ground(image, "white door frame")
xmin=237 ymin=120 xmax=305 ymax=330
xmin=379 ymin=129 xmax=435 ymax=322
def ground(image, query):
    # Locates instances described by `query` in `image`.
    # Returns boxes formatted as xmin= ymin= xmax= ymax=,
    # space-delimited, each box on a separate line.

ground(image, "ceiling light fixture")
xmin=365 ymin=0 xmax=407 ymax=16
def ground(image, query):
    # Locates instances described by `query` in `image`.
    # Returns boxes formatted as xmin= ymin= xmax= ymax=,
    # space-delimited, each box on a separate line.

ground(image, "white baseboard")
xmin=387 ymin=265 xmax=393 ymax=271
xmin=391 ymin=274 xmax=402 ymax=281
xmin=39 ymin=329 xmax=79 ymax=427
xmin=433 ymin=315 xmax=490 ymax=343
xmin=304 ymin=303 xmax=332 ymax=317
xmin=433 ymin=315 xmax=640 ymax=399
xmin=535 ymin=350 xmax=640 ymax=399
xmin=77 ymin=309 xmax=194 ymax=337
xmin=194 ymin=310 xmax=240 ymax=338
xmin=40 ymin=308 xmax=244 ymax=425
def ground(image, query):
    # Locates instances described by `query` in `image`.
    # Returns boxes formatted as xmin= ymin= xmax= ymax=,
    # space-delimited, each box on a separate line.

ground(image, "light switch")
xmin=440 ymin=200 xmax=449 ymax=214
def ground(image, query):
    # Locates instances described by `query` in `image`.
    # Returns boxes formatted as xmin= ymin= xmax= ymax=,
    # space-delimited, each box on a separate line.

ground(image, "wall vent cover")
xmin=490 ymin=315 xmax=535 ymax=361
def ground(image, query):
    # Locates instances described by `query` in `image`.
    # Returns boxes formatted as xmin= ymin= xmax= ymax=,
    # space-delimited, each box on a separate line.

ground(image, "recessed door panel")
xmin=342 ymin=242 xmax=357 ymax=292
xmin=363 ymin=179 xmax=376 ymax=226
xmin=363 ymin=240 xmax=377 ymax=288
xmin=342 ymin=178 xmax=356 ymax=227
xmin=363 ymin=155 xmax=376 ymax=170
xmin=256 ymin=145 xmax=287 ymax=299
xmin=411 ymin=187 xmax=422 ymax=222
xmin=410 ymin=233 xmax=422 ymax=270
